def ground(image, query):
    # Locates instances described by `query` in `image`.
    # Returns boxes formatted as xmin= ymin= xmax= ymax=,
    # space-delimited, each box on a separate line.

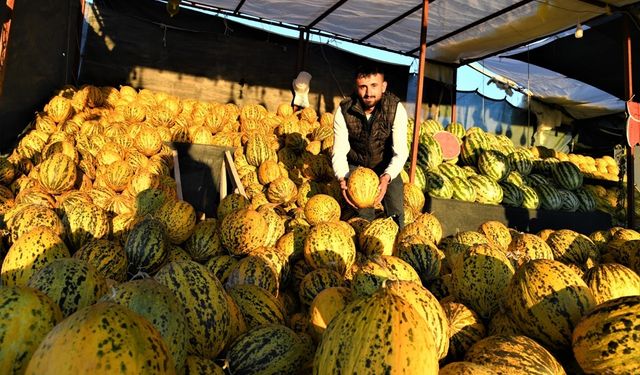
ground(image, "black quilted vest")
xmin=339 ymin=91 xmax=400 ymax=174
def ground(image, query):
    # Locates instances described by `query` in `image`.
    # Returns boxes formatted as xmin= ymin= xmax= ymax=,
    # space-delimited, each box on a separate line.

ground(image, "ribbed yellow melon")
xmin=346 ymin=167 xmax=379 ymax=208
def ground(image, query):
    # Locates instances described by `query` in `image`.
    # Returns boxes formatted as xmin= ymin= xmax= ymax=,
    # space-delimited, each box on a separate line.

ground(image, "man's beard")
xmin=361 ymin=96 xmax=378 ymax=109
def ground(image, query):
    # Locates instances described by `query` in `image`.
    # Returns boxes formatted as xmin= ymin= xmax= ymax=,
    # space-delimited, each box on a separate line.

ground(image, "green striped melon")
xmin=37 ymin=153 xmax=77 ymax=195
xmin=500 ymin=181 xmax=524 ymax=207
xmin=351 ymin=255 xmax=421 ymax=298
xmin=226 ymin=255 xmax=280 ymax=296
xmin=416 ymin=135 xmax=443 ymax=170
xmin=298 ymin=268 xmax=344 ymax=306
xmin=465 ymin=334 xmax=566 ymax=375
xmin=558 ymin=188 xmax=580 ymax=212
xmin=154 ymin=199 xmax=196 ymax=245
xmin=477 ymin=220 xmax=512 ymax=251
xmin=506 ymin=233 xmax=554 ymax=268
xmin=396 ymin=212 xmax=443 ymax=245
xmin=572 ymin=295 xmax=640 ymax=374
xmin=358 ymin=216 xmax=398 ymax=256
xmin=5 ymin=203 xmax=64 ymax=243
xmin=125 ymin=217 xmax=169 ymax=277
xmin=478 ymin=149 xmax=510 ymax=181
xmin=0 ymin=286 xmax=63 ymax=375
xmin=99 ymin=278 xmax=189 ymax=373
xmin=256 ymin=205 xmax=286 ymax=248
xmin=61 ymin=202 xmax=110 ymax=252
xmin=446 ymin=122 xmax=466 ymax=139
xmin=227 ymin=324 xmax=306 ymax=375
xmin=508 ymin=149 xmax=534 ymax=176
xmin=439 ymin=362 xmax=493 ymax=375
xmin=451 ymin=244 xmax=515 ymax=320
xmin=460 ymin=133 xmax=490 ymax=166
xmin=505 ymin=259 xmax=596 ymax=351
xmin=184 ymin=218 xmax=223 ymax=262
xmin=227 ymin=284 xmax=286 ymax=330
xmin=575 ymin=187 xmax=597 ymax=212
xmin=441 ymin=300 xmax=486 ymax=361
xmin=220 ymin=208 xmax=268 ymax=256
xmin=303 ymin=221 xmax=356 ymax=275
xmin=546 ymin=229 xmax=599 ymax=269
xmin=421 ymin=118 xmax=444 ymax=136
xmin=26 ymin=258 xmax=108 ymax=317
xmin=536 ymin=184 xmax=563 ymax=210
xmin=25 ymin=302 xmax=175 ymax=375
xmin=450 ymin=176 xmax=477 ymax=202
xmin=183 ymin=356 xmax=225 ymax=375
xmin=438 ymin=162 xmax=467 ymax=180
xmin=313 ymin=286 xmax=439 ymax=374
xmin=309 ymin=286 xmax=352 ymax=340
xmin=469 ymin=175 xmax=502 ymax=205
xmin=73 ymin=239 xmax=128 ymax=282
xmin=394 ymin=234 xmax=444 ymax=284
xmin=154 ymin=260 xmax=230 ymax=358
xmin=582 ymin=263 xmax=640 ymax=305
xmin=1 ymin=226 xmax=70 ymax=287
xmin=504 ymin=170 xmax=525 ymax=187
xmin=424 ymin=170 xmax=453 ymax=199
xmin=525 ymin=173 xmax=551 ymax=188
xmin=442 ymin=231 xmax=489 ymax=270
xmin=551 ymin=161 xmax=583 ymax=190
xmin=386 ymin=280 xmax=450 ymax=360
xmin=216 ymin=193 xmax=250 ymax=221
xmin=520 ymin=184 xmax=540 ymax=209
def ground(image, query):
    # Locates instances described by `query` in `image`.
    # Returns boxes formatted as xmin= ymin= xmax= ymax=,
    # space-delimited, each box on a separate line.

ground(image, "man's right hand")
xmin=339 ymin=178 xmax=358 ymax=209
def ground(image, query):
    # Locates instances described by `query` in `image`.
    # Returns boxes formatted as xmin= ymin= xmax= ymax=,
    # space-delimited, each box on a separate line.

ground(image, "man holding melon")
xmin=331 ymin=63 xmax=409 ymax=228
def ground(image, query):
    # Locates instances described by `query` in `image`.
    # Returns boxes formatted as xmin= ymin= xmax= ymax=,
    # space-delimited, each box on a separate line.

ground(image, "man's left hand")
xmin=375 ymin=174 xmax=391 ymax=205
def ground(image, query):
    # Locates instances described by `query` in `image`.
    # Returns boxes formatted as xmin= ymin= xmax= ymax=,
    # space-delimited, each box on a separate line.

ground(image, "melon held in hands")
xmin=346 ymin=167 xmax=379 ymax=208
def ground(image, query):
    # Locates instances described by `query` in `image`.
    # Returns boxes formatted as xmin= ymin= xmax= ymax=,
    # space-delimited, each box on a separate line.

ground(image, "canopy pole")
xmin=451 ymin=67 xmax=457 ymax=125
xmin=409 ymin=0 xmax=429 ymax=184
xmin=296 ymin=27 xmax=309 ymax=73
xmin=624 ymin=15 xmax=635 ymax=229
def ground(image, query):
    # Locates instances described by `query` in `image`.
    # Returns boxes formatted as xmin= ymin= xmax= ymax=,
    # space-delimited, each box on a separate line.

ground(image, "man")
xmin=331 ymin=64 xmax=409 ymax=228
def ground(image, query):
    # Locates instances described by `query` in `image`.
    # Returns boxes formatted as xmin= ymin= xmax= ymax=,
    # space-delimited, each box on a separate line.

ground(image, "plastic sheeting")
xmin=187 ymin=0 xmax=639 ymax=63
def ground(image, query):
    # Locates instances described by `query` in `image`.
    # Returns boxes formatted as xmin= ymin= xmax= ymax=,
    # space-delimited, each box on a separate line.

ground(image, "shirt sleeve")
xmin=383 ymin=102 xmax=409 ymax=179
xmin=331 ymin=107 xmax=351 ymax=180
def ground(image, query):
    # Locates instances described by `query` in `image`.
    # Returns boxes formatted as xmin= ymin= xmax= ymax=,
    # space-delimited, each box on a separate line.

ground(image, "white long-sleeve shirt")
xmin=332 ymin=102 xmax=409 ymax=180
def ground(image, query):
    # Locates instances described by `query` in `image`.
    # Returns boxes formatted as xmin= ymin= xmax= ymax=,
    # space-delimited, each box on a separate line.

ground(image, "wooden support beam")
xmin=409 ymin=0 xmax=429 ymax=184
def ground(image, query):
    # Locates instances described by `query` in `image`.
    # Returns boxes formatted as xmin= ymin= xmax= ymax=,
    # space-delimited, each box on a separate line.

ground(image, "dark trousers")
xmin=349 ymin=165 xmax=405 ymax=230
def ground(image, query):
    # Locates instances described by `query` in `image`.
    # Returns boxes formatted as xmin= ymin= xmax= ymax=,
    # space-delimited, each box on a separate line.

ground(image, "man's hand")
xmin=339 ymin=178 xmax=358 ymax=209
xmin=375 ymin=173 xmax=391 ymax=205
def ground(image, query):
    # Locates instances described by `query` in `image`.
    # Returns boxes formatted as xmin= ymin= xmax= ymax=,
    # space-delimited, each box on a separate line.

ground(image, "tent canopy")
xmin=185 ymin=0 xmax=638 ymax=65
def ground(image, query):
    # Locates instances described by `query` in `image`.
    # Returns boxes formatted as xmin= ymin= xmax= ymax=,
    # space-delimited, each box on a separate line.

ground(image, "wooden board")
xmin=425 ymin=197 xmax=612 ymax=237
xmin=168 ymin=142 xmax=240 ymax=218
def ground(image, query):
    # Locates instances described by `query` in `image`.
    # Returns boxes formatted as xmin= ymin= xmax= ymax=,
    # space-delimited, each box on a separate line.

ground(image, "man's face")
xmin=356 ymin=73 xmax=387 ymax=110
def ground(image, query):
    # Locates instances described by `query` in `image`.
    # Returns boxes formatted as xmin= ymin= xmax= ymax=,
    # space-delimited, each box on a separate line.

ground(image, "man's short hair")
xmin=355 ymin=63 xmax=385 ymax=79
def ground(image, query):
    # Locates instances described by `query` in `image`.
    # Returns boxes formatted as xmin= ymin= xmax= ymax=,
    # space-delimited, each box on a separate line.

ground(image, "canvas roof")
xmin=183 ymin=0 xmax=638 ymax=64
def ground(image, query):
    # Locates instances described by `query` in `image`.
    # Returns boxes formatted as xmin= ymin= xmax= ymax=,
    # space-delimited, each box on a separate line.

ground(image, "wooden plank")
xmin=172 ymin=149 xmax=183 ymax=201
xmin=224 ymin=150 xmax=246 ymax=198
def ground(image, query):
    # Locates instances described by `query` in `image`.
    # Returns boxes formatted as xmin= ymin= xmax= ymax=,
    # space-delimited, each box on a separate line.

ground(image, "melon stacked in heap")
xmin=403 ymin=122 xmax=604 ymax=214
xmin=1 ymin=85 xmax=639 ymax=375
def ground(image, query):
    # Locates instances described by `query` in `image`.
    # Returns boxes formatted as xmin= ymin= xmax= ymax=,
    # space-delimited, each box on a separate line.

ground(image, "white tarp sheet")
xmin=187 ymin=0 xmax=638 ymax=63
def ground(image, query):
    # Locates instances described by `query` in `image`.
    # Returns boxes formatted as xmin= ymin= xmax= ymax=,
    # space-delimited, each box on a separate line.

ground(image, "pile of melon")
xmin=405 ymin=119 xmax=625 ymax=215
xmin=1 ymin=85 xmax=639 ymax=374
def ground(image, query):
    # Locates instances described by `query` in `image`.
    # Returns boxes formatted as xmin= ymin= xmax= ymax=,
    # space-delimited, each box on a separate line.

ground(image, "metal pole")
xmin=451 ymin=67 xmax=457 ymax=125
xmin=624 ymin=16 xmax=635 ymax=228
xmin=409 ymin=0 xmax=429 ymax=184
